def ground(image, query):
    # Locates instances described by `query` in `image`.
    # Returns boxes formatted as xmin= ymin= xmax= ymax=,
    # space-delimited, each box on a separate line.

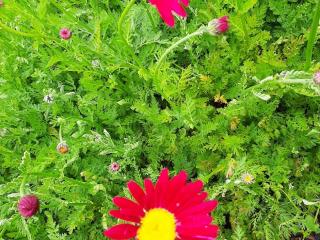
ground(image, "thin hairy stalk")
xmin=156 ymin=26 xmax=207 ymax=71
xmin=59 ymin=124 xmax=63 ymax=143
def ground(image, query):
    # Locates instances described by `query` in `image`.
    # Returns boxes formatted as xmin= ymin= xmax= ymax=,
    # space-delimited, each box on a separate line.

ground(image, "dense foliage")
xmin=1 ymin=0 xmax=320 ymax=239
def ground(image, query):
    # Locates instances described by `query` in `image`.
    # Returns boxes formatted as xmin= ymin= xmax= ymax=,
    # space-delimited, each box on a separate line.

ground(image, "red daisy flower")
xmin=103 ymin=168 xmax=219 ymax=240
xmin=148 ymin=0 xmax=190 ymax=27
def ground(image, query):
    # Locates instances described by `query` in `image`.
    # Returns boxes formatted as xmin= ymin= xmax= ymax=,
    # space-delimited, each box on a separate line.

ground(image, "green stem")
xmin=22 ymin=218 xmax=33 ymax=240
xmin=156 ymin=26 xmax=207 ymax=71
xmin=259 ymin=78 xmax=310 ymax=85
xmin=0 ymin=21 xmax=37 ymax=38
xmin=59 ymin=125 xmax=63 ymax=143
xmin=117 ymin=0 xmax=136 ymax=35
xmin=117 ymin=0 xmax=142 ymax=68
xmin=315 ymin=207 xmax=320 ymax=222
xmin=19 ymin=176 xmax=26 ymax=196
xmin=305 ymin=0 xmax=320 ymax=70
xmin=278 ymin=79 xmax=311 ymax=84
xmin=143 ymin=3 xmax=157 ymax=31
xmin=280 ymin=189 xmax=301 ymax=213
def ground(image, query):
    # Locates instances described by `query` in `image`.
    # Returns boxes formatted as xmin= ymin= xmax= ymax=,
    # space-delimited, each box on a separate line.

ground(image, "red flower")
xmin=103 ymin=168 xmax=219 ymax=240
xmin=18 ymin=195 xmax=40 ymax=218
xmin=208 ymin=16 xmax=230 ymax=35
xmin=148 ymin=0 xmax=190 ymax=27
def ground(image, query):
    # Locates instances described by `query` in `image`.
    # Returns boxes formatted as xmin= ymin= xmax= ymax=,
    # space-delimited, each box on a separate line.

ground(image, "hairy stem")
xmin=156 ymin=26 xmax=207 ymax=71
xmin=305 ymin=0 xmax=320 ymax=70
xmin=22 ymin=218 xmax=33 ymax=240
xmin=117 ymin=0 xmax=136 ymax=35
xmin=59 ymin=124 xmax=63 ymax=143
xmin=0 ymin=21 xmax=37 ymax=38
xmin=117 ymin=0 xmax=142 ymax=68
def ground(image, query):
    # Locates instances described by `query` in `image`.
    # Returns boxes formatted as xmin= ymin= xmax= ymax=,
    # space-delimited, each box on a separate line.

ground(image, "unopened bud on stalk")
xmin=56 ymin=142 xmax=69 ymax=154
xmin=208 ymin=16 xmax=230 ymax=35
xmin=18 ymin=195 xmax=40 ymax=218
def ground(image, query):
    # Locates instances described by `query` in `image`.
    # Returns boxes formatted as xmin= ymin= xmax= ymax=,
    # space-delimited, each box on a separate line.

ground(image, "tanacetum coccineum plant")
xmin=103 ymin=169 xmax=219 ymax=240
xmin=1 ymin=0 xmax=320 ymax=239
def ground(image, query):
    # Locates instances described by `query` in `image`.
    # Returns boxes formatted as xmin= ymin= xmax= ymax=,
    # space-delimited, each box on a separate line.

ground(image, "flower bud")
xmin=59 ymin=28 xmax=72 ymax=40
xmin=208 ymin=16 xmax=229 ymax=35
xmin=56 ymin=142 xmax=69 ymax=154
xmin=18 ymin=195 xmax=40 ymax=218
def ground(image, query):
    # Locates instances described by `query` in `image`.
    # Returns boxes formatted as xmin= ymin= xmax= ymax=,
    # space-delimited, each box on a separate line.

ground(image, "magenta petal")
xmin=109 ymin=209 xmax=141 ymax=223
xmin=148 ymin=0 xmax=190 ymax=27
xmin=127 ymin=180 xmax=145 ymax=205
xmin=157 ymin=5 xmax=175 ymax=27
xmin=171 ymin=1 xmax=187 ymax=17
xmin=144 ymin=178 xmax=155 ymax=209
xmin=180 ymin=0 xmax=189 ymax=6
xmin=178 ymin=224 xmax=219 ymax=239
xmin=177 ymin=200 xmax=218 ymax=219
xmin=174 ymin=192 xmax=208 ymax=214
xmin=178 ymin=214 xmax=213 ymax=227
xmin=103 ymin=224 xmax=138 ymax=239
xmin=154 ymin=168 xmax=169 ymax=207
xmin=168 ymin=180 xmax=204 ymax=211
xmin=113 ymin=197 xmax=144 ymax=216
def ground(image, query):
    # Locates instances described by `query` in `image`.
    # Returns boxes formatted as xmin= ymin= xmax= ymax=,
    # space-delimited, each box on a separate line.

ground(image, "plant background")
xmin=1 ymin=0 xmax=320 ymax=239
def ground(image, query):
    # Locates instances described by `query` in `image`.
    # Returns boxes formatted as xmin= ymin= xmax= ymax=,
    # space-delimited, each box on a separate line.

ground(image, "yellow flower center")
xmin=137 ymin=208 xmax=176 ymax=240
xmin=244 ymin=175 xmax=253 ymax=183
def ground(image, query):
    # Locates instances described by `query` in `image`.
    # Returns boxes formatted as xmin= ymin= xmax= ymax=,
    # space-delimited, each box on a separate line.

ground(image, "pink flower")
xmin=208 ymin=16 xmax=230 ymax=35
xmin=59 ymin=28 xmax=72 ymax=40
xmin=313 ymin=71 xmax=320 ymax=85
xmin=109 ymin=162 xmax=120 ymax=172
xmin=148 ymin=0 xmax=189 ymax=27
xmin=18 ymin=195 xmax=40 ymax=218
xmin=103 ymin=168 xmax=219 ymax=239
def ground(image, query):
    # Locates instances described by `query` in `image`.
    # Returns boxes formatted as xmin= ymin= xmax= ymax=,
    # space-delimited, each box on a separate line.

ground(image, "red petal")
xmin=169 ymin=170 xmax=188 ymax=190
xmin=168 ymin=180 xmax=204 ymax=212
xmin=166 ymin=171 xmax=188 ymax=206
xmin=113 ymin=197 xmax=144 ymax=217
xmin=109 ymin=209 xmax=141 ymax=223
xmin=176 ymin=200 xmax=218 ymax=219
xmin=144 ymin=178 xmax=155 ymax=210
xmin=178 ymin=214 xmax=213 ymax=227
xmin=180 ymin=236 xmax=217 ymax=240
xmin=178 ymin=224 xmax=219 ymax=239
xmin=180 ymin=0 xmax=189 ymax=6
xmin=103 ymin=224 xmax=138 ymax=239
xmin=154 ymin=168 xmax=170 ymax=207
xmin=171 ymin=1 xmax=187 ymax=17
xmin=175 ymin=192 xmax=208 ymax=214
xmin=149 ymin=0 xmax=175 ymax=27
xmin=127 ymin=180 xmax=145 ymax=206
